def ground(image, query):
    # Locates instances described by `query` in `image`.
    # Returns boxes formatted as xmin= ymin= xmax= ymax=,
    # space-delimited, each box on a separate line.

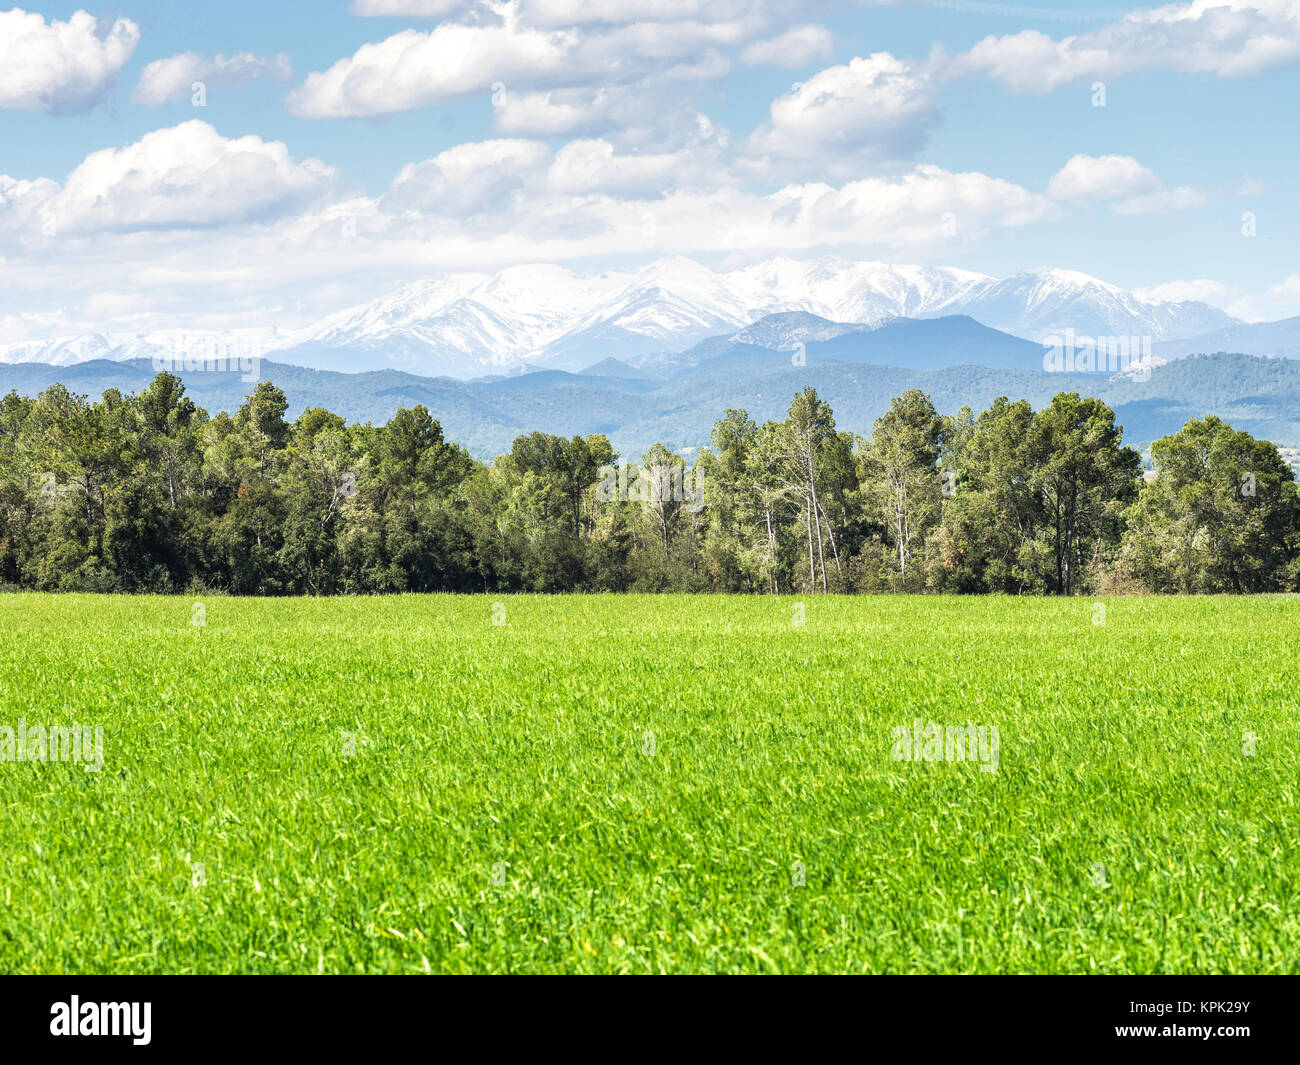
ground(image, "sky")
xmin=0 ymin=0 xmax=1298 ymax=341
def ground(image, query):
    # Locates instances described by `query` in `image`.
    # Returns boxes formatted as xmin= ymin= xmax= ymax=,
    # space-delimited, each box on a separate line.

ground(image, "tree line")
xmin=0 ymin=373 xmax=1296 ymax=595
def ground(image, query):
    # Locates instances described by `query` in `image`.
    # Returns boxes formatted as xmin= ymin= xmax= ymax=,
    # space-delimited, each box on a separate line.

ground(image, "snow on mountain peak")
xmin=1021 ymin=267 xmax=1118 ymax=289
xmin=0 ymin=255 xmax=1240 ymax=376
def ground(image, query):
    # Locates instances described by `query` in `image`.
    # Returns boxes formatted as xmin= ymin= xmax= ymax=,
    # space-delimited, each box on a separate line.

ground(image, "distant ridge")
xmin=2 ymin=350 xmax=1296 ymax=462
xmin=0 ymin=255 xmax=1238 ymax=379
xmin=1153 ymin=316 xmax=1300 ymax=361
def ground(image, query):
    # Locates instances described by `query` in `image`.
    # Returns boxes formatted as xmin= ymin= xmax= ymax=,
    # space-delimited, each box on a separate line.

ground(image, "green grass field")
xmin=1 ymin=593 xmax=1297 ymax=974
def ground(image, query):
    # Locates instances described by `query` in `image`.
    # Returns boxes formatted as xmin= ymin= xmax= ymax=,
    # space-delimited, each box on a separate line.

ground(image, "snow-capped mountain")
xmin=536 ymin=258 xmax=1004 ymax=369
xmin=728 ymin=311 xmax=866 ymax=350
xmin=281 ymin=265 xmax=632 ymax=376
xmin=730 ymin=257 xmax=994 ymax=324
xmin=0 ymin=328 xmax=290 ymax=368
xmin=535 ymin=257 xmax=791 ymax=369
xmin=958 ymin=269 xmax=1236 ymax=343
xmin=0 ymin=256 xmax=1240 ymax=377
xmin=271 ymin=257 xmax=1240 ymax=373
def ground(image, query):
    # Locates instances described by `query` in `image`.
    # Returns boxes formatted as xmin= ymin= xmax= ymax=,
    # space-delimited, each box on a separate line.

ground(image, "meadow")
xmin=0 ymin=593 xmax=1296 ymax=974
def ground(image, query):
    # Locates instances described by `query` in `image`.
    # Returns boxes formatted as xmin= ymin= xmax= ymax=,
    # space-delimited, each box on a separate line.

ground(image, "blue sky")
xmin=0 ymin=0 xmax=1298 ymax=339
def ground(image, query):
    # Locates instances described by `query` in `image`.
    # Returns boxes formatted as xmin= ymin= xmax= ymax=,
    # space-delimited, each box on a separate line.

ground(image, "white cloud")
xmin=493 ymin=81 xmax=682 ymax=140
xmin=1 ymin=121 xmax=335 ymax=235
xmin=546 ymin=138 xmax=714 ymax=196
xmin=349 ymin=0 xmax=766 ymax=19
xmin=950 ymin=0 xmax=1300 ymax=94
xmin=746 ymin=54 xmax=941 ymax=174
xmin=494 ymin=75 xmax=729 ymax=150
xmin=1133 ymin=279 xmax=1234 ymax=306
xmin=349 ymin=0 xmax=469 ymax=15
xmin=518 ymin=1 xmax=800 ymax=27
xmin=0 ymin=124 xmax=1049 ymax=339
xmin=1048 ymin=154 xmax=1160 ymax=203
xmin=1134 ymin=277 xmax=1284 ymax=321
xmin=494 ymin=88 xmax=619 ymax=136
xmin=370 ymin=158 xmax=1046 ymax=256
xmin=0 ymin=8 xmax=139 ymax=113
xmin=1266 ymin=275 xmax=1300 ymax=306
xmin=383 ymin=139 xmax=551 ymax=214
xmin=0 ymin=310 xmax=77 ymax=346
xmin=1048 ymin=154 xmax=1203 ymax=214
xmin=744 ymin=165 xmax=1047 ymax=250
xmin=0 ymin=174 xmax=60 ymax=232
xmin=134 ymin=52 xmax=292 ymax=106
xmin=740 ymin=24 xmax=833 ymax=68
xmin=382 ymin=130 xmax=723 ymax=213
xmin=289 ymin=5 xmax=768 ymax=119
xmin=1217 ymin=274 xmax=1300 ymax=321
xmin=1111 ymin=185 xmax=1205 ymax=214
xmin=287 ymin=23 xmax=579 ymax=118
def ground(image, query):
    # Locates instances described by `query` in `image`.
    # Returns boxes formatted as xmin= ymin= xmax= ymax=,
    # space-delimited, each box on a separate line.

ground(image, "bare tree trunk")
xmin=805 ymin=497 xmax=816 ymax=591
xmin=816 ymin=497 xmax=841 ymax=572
xmin=894 ymin=477 xmax=907 ymax=575
xmin=763 ymin=503 xmax=778 ymax=595
xmin=812 ymin=495 xmax=828 ymax=592
xmin=806 ymin=448 xmax=828 ymax=592
xmin=1064 ymin=482 xmax=1078 ymax=595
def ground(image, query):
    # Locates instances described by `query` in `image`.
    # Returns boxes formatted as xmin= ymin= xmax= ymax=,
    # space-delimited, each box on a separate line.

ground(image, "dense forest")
xmin=0 ymin=373 xmax=1296 ymax=596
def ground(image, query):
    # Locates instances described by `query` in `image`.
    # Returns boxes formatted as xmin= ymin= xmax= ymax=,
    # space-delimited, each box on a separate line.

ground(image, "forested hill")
xmin=0 ymin=374 xmax=1296 ymax=597
xmin=0 ymin=350 xmax=1296 ymax=461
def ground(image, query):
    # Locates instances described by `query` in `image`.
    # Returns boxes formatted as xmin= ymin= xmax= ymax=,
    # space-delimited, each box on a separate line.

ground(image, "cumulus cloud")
xmin=290 ymin=3 xmax=775 ymax=119
xmin=350 ymin=0 xmax=768 ymax=19
xmin=1 ymin=114 xmax=1042 ymax=263
xmin=382 ymin=126 xmax=725 ymax=215
xmin=1048 ymin=154 xmax=1203 ymax=214
xmin=493 ymin=87 xmax=621 ymax=136
xmin=373 ymin=156 xmax=1046 ymax=256
xmin=740 ymin=24 xmax=833 ymax=68
xmin=0 ymin=120 xmax=1048 ymax=339
xmin=349 ymin=0 xmax=469 ymax=15
xmin=383 ymin=139 xmax=551 ymax=214
xmin=1133 ymin=279 xmax=1234 ymax=307
xmin=0 ymin=174 xmax=60 ymax=233
xmin=1048 ymin=154 xmax=1161 ymax=203
xmin=287 ymin=23 xmax=579 ymax=118
xmin=0 ymin=8 xmax=139 ymax=114
xmin=517 ymin=1 xmax=802 ymax=28
xmin=1134 ymin=276 xmax=1300 ymax=322
xmin=950 ymin=0 xmax=1300 ymax=94
xmin=1111 ymin=185 xmax=1205 ymax=214
xmin=547 ymin=137 xmax=716 ymax=196
xmin=1 ymin=121 xmax=335 ymax=235
xmin=1266 ymin=275 xmax=1300 ymax=303
xmin=746 ymin=165 xmax=1047 ymax=250
xmin=745 ymin=53 xmax=941 ymax=175
xmin=494 ymin=74 xmax=729 ymax=151
xmin=133 ymin=52 xmax=292 ymax=106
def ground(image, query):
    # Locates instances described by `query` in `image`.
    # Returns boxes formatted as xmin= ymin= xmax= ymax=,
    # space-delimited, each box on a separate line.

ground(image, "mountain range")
xmin=0 ymin=256 xmax=1253 ymax=379
xmin=5 ymin=256 xmax=1298 ymax=463
xmin=3 ymin=323 xmax=1298 ymax=462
